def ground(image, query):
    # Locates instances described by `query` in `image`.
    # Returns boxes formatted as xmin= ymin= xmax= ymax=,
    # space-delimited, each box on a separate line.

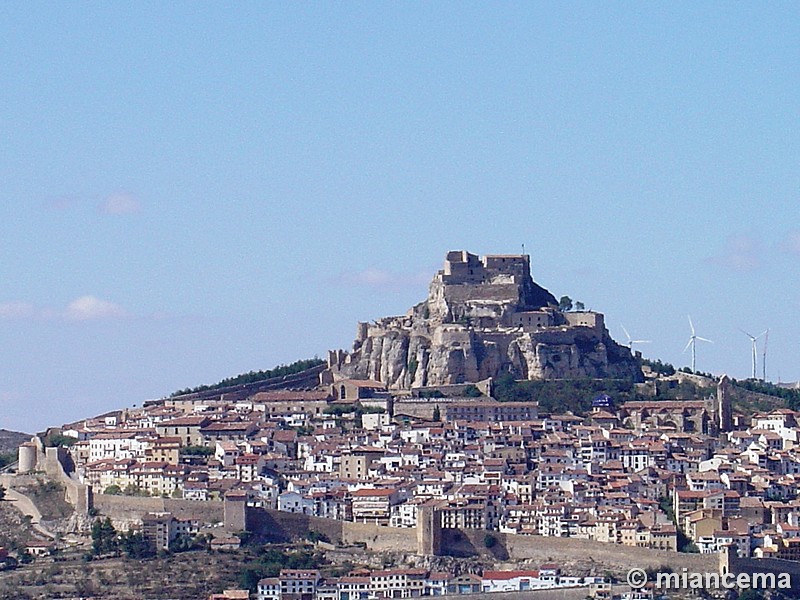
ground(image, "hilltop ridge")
xmin=0 ymin=429 xmax=30 ymax=455
xmin=327 ymin=250 xmax=642 ymax=389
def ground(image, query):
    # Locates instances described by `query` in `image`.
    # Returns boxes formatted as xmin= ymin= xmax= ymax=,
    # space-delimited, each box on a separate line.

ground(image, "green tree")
xmin=91 ymin=517 xmax=118 ymax=556
xmin=103 ymin=485 xmax=121 ymax=495
xmin=323 ymin=405 xmax=354 ymax=416
xmin=304 ymin=531 xmax=330 ymax=544
xmin=239 ymin=567 xmax=266 ymax=593
xmin=180 ymin=445 xmax=214 ymax=457
xmin=641 ymin=358 xmax=676 ymax=376
xmin=432 ymin=405 xmax=441 ymax=422
xmin=0 ymin=452 xmax=16 ymax=469
xmin=575 ymin=301 xmax=585 ymax=311
xmin=238 ymin=548 xmax=326 ymax=593
xmin=0 ymin=484 xmax=6 ymax=501
xmin=558 ymin=295 xmax=573 ymax=312
xmin=122 ymin=484 xmax=150 ymax=497
xmin=118 ymin=530 xmax=152 ymax=559
xmin=44 ymin=434 xmax=77 ymax=447
xmin=171 ymin=357 xmax=325 ymax=397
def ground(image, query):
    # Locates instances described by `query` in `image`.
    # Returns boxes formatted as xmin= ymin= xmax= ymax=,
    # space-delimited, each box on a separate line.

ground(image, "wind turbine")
xmin=684 ymin=315 xmax=713 ymax=373
xmin=739 ymin=328 xmax=766 ymax=380
xmin=762 ymin=329 xmax=770 ymax=381
xmin=621 ymin=325 xmax=651 ymax=353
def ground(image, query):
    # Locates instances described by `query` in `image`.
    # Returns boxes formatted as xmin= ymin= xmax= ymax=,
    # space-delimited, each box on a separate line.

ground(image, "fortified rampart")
xmin=43 ymin=446 xmax=92 ymax=516
xmin=93 ymin=494 xmax=224 ymax=528
xmin=439 ymin=587 xmax=632 ymax=600
xmin=721 ymin=546 xmax=800 ymax=593
xmin=243 ymin=507 xmax=717 ymax=576
xmin=727 ymin=381 xmax=796 ymax=415
xmin=65 ymin=493 xmax=719 ymax=575
xmin=150 ymin=363 xmax=328 ymax=407
xmin=440 ymin=252 xmax=532 ymax=286
xmin=439 ymin=283 xmax=523 ymax=305
xmin=16 ymin=436 xmax=92 ymax=518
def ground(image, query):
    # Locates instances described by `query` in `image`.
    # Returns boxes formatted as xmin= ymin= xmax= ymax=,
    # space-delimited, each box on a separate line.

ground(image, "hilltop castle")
xmin=327 ymin=250 xmax=642 ymax=389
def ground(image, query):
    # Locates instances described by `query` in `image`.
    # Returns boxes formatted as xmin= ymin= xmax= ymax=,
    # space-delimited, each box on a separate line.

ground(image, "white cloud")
xmin=100 ymin=192 xmax=141 ymax=215
xmin=707 ymin=234 xmax=761 ymax=272
xmin=0 ymin=296 xmax=130 ymax=321
xmin=0 ymin=302 xmax=36 ymax=319
xmin=64 ymin=296 xmax=129 ymax=321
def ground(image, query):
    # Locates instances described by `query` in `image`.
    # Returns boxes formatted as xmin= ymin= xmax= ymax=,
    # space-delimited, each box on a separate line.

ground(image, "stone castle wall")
xmin=440 ymin=283 xmax=523 ymax=305
xmin=441 ymin=252 xmax=529 ymax=286
xmin=440 ymin=587 xmax=631 ymax=600
xmin=84 ymin=496 xmax=720 ymax=576
xmin=722 ymin=547 xmax=800 ymax=589
xmin=500 ymin=531 xmax=717 ymax=573
xmin=43 ymin=444 xmax=92 ymax=517
xmin=245 ymin=509 xmax=716 ymax=576
xmin=93 ymin=494 xmax=224 ymax=527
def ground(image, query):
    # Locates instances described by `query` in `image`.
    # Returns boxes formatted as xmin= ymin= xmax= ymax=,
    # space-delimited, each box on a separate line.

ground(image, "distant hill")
xmin=729 ymin=378 xmax=800 ymax=413
xmin=168 ymin=358 xmax=326 ymax=399
xmin=0 ymin=428 xmax=29 ymax=455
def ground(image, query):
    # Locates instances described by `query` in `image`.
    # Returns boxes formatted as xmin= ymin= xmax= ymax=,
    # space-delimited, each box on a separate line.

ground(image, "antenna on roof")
xmin=521 ymin=243 xmax=525 ymax=255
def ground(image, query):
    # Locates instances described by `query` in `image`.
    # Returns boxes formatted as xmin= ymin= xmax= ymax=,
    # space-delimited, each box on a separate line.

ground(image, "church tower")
xmin=717 ymin=375 xmax=733 ymax=433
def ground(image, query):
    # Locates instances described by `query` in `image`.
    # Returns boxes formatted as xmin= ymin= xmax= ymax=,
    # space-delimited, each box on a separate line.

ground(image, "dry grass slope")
xmin=0 ymin=550 xmax=246 ymax=599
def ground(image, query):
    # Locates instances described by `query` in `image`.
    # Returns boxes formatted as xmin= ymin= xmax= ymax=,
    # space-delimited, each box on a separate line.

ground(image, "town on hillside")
xmin=3 ymin=252 xmax=800 ymax=599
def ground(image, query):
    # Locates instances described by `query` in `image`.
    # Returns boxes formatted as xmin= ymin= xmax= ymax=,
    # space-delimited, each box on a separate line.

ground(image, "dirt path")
xmin=3 ymin=486 xmax=56 ymax=539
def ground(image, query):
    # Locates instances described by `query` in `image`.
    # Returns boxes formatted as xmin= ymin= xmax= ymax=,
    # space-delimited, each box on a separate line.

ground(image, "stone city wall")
xmin=490 ymin=530 xmax=717 ymax=574
xmin=246 ymin=509 xmax=420 ymax=552
xmin=341 ymin=520 xmax=418 ymax=551
xmin=440 ymin=587 xmax=632 ymax=600
xmin=248 ymin=508 xmax=346 ymax=543
xmin=724 ymin=548 xmax=800 ymax=590
xmin=43 ymin=445 xmax=92 ymax=516
xmin=250 ymin=510 xmax=718 ymax=576
xmin=93 ymin=494 xmax=223 ymax=525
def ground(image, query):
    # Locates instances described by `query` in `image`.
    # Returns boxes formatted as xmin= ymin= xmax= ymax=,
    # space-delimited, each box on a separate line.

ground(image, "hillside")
xmin=0 ymin=429 xmax=29 ymax=455
xmin=170 ymin=358 xmax=324 ymax=398
xmin=0 ymin=549 xmax=244 ymax=599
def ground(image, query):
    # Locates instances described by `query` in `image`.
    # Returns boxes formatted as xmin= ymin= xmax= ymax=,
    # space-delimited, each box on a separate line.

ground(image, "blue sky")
xmin=1 ymin=3 xmax=798 ymax=432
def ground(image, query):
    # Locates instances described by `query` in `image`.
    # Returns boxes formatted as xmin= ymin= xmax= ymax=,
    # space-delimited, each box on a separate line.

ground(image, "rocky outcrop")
xmin=329 ymin=251 xmax=642 ymax=388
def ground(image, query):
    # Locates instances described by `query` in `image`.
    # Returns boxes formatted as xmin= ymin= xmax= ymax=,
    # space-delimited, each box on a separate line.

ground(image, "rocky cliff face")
xmin=330 ymin=251 xmax=642 ymax=388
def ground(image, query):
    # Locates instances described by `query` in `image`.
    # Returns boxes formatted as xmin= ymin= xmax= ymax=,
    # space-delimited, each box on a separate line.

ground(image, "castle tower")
xmin=417 ymin=504 xmax=442 ymax=556
xmin=224 ymin=490 xmax=248 ymax=532
xmin=18 ymin=442 xmax=37 ymax=473
xmin=717 ymin=375 xmax=733 ymax=433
